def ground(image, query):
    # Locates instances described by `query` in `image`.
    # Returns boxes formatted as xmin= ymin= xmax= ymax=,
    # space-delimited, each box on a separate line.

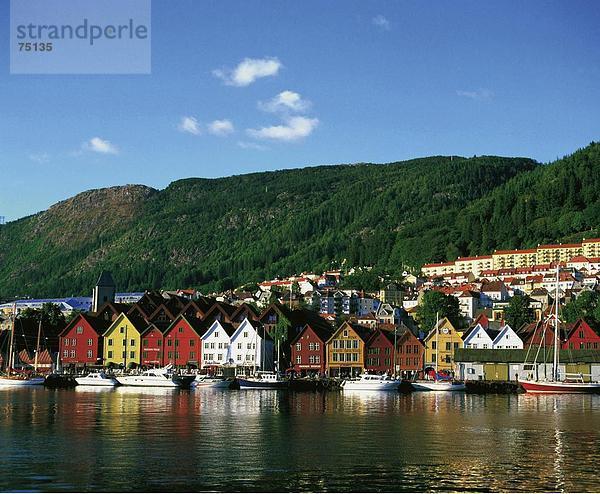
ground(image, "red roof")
xmin=538 ymin=243 xmax=582 ymax=249
xmin=457 ymin=255 xmax=492 ymax=261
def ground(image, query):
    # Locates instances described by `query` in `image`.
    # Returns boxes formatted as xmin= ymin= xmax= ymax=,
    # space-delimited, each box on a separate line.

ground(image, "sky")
xmin=1 ymin=0 xmax=599 ymax=221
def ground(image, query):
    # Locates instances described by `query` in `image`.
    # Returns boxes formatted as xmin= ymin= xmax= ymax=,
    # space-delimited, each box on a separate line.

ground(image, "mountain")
xmin=0 ymin=142 xmax=598 ymax=298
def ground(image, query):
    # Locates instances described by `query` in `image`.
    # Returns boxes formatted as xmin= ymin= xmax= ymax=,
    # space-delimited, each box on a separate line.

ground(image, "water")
xmin=1 ymin=388 xmax=600 ymax=492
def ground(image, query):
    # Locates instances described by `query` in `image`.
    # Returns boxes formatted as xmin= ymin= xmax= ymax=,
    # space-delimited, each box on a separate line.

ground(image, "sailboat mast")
xmin=435 ymin=311 xmax=439 ymax=373
xmin=34 ymin=317 xmax=42 ymax=373
xmin=553 ymin=265 xmax=560 ymax=381
xmin=7 ymin=303 xmax=16 ymax=375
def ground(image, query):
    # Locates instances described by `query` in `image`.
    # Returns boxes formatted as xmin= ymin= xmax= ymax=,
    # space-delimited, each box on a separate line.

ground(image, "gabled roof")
xmin=59 ymin=313 xmax=111 ymax=338
xmin=326 ymin=321 xmax=373 ymax=344
xmin=492 ymin=324 xmax=521 ymax=345
xmin=102 ymin=312 xmax=146 ymax=337
xmin=290 ymin=323 xmax=335 ymax=346
xmin=230 ymin=318 xmax=272 ymax=342
xmin=163 ymin=314 xmax=208 ymax=338
xmin=230 ymin=303 xmax=260 ymax=321
xmin=205 ymin=319 xmax=237 ymax=338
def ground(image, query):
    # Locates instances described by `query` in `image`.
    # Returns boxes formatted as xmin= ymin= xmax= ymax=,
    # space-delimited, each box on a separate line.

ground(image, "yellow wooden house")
xmin=423 ymin=317 xmax=464 ymax=373
xmin=102 ymin=313 xmax=144 ymax=367
xmin=325 ymin=321 xmax=372 ymax=377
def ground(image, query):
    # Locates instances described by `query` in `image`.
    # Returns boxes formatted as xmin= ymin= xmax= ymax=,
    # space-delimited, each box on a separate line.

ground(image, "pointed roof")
xmin=96 ymin=271 xmax=115 ymax=287
xmin=164 ymin=314 xmax=208 ymax=338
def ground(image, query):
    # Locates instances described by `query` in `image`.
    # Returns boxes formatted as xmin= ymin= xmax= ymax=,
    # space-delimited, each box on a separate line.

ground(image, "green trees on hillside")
xmin=415 ymin=291 xmax=462 ymax=332
xmin=504 ymin=295 xmax=535 ymax=330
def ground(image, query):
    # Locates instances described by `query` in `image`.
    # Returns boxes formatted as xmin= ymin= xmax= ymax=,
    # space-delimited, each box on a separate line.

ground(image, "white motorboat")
xmin=410 ymin=379 xmax=466 ymax=391
xmin=0 ymin=375 xmax=45 ymax=387
xmin=75 ymin=371 xmax=119 ymax=387
xmin=193 ymin=375 xmax=232 ymax=389
xmin=238 ymin=371 xmax=288 ymax=389
xmin=341 ymin=374 xmax=400 ymax=391
xmin=116 ymin=366 xmax=195 ymax=388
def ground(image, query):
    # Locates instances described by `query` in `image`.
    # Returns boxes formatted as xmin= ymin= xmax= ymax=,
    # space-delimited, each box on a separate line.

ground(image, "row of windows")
xmin=64 ymin=338 xmax=94 ymax=346
xmin=366 ymin=357 xmax=392 ymax=366
xmin=397 ymin=345 xmax=420 ymax=354
xmin=295 ymin=355 xmax=322 ymax=364
xmin=62 ymin=350 xmax=94 ymax=358
xmin=295 ymin=342 xmax=321 ymax=351
xmin=431 ymin=354 xmax=452 ymax=364
xmin=331 ymin=352 xmax=359 ymax=362
xmin=332 ymin=340 xmax=359 ymax=350
xmin=367 ymin=347 xmax=392 ymax=355
xmin=204 ymin=342 xmax=231 ymax=349
xmin=430 ymin=342 xmax=460 ymax=350
xmin=106 ymin=351 xmax=136 ymax=359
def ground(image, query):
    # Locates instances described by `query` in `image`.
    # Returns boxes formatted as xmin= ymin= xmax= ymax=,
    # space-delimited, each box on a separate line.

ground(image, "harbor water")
xmin=1 ymin=387 xmax=600 ymax=492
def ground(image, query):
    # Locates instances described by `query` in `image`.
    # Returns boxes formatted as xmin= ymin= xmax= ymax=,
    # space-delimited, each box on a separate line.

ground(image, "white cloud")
xmin=258 ymin=90 xmax=311 ymax=113
xmin=247 ymin=116 xmax=319 ymax=142
xmin=456 ymin=88 xmax=494 ymax=101
xmin=372 ymin=15 xmax=391 ymax=30
xmin=85 ymin=137 xmax=118 ymax=154
xmin=213 ymin=57 xmax=282 ymax=87
xmin=237 ymin=141 xmax=268 ymax=151
xmin=208 ymin=119 xmax=234 ymax=136
xmin=178 ymin=116 xmax=202 ymax=135
xmin=29 ymin=153 xmax=50 ymax=164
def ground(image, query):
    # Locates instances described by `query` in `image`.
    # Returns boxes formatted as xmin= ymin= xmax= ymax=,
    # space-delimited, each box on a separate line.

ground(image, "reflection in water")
xmin=0 ymin=389 xmax=600 ymax=491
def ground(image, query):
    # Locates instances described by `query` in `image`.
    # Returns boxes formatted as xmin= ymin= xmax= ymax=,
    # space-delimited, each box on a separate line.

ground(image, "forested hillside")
xmin=0 ymin=142 xmax=598 ymax=298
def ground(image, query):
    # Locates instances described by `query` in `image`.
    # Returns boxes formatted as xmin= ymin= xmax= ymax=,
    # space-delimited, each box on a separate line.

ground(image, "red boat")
xmin=520 ymin=379 xmax=600 ymax=394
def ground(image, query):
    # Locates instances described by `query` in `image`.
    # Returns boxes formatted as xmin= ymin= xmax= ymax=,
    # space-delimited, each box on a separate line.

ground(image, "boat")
xmin=192 ymin=375 xmax=232 ymax=389
xmin=0 ymin=303 xmax=46 ymax=387
xmin=520 ymin=266 xmax=600 ymax=394
xmin=75 ymin=371 xmax=120 ymax=387
xmin=116 ymin=365 xmax=195 ymax=388
xmin=410 ymin=312 xmax=465 ymax=392
xmin=341 ymin=373 xmax=400 ymax=391
xmin=238 ymin=371 xmax=288 ymax=389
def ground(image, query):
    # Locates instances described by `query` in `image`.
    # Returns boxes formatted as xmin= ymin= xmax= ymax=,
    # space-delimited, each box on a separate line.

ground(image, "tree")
xmin=415 ymin=291 xmax=462 ymax=332
xmin=504 ymin=295 xmax=534 ymax=330
xmin=272 ymin=314 xmax=291 ymax=371
xmin=562 ymin=291 xmax=599 ymax=324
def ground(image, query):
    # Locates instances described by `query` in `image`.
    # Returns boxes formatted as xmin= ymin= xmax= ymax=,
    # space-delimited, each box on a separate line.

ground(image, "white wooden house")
xmin=463 ymin=323 xmax=494 ymax=349
xmin=229 ymin=318 xmax=274 ymax=371
xmin=492 ymin=324 xmax=523 ymax=349
xmin=201 ymin=320 xmax=235 ymax=368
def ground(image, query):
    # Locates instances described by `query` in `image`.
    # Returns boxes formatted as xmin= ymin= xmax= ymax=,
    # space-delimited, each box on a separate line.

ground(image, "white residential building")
xmin=492 ymin=324 xmax=523 ymax=349
xmin=463 ymin=324 xmax=494 ymax=350
xmin=229 ymin=318 xmax=274 ymax=371
xmin=201 ymin=320 xmax=235 ymax=368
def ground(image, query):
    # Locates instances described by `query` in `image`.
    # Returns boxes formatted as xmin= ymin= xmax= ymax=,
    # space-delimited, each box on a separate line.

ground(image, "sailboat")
xmin=237 ymin=325 xmax=287 ymax=389
xmin=0 ymin=304 xmax=45 ymax=387
xmin=410 ymin=312 xmax=466 ymax=392
xmin=520 ymin=266 xmax=600 ymax=394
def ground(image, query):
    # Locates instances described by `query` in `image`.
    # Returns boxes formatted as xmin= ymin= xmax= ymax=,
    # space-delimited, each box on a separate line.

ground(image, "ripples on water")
xmin=1 ymin=388 xmax=600 ymax=492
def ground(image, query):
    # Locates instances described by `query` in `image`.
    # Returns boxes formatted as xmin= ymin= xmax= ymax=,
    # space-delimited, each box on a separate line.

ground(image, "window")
xmin=580 ymin=342 xmax=585 ymax=349
xmin=87 ymin=338 xmax=93 ymax=346
xmin=343 ymin=330 xmax=348 ymax=337
xmin=296 ymin=355 xmax=302 ymax=364
xmin=190 ymin=352 xmax=195 ymax=359
xmin=190 ymin=339 xmax=195 ymax=347
xmin=76 ymin=326 xmax=83 ymax=334
xmin=122 ymin=351 xmax=126 ymax=358
xmin=432 ymin=353 xmax=436 ymax=362
xmin=346 ymin=340 xmax=352 ymax=349
xmin=333 ymin=353 xmax=338 ymax=362
xmin=204 ymin=342 xmax=209 ymax=349
xmin=236 ymin=355 xmax=241 ymax=361
xmin=237 ymin=342 xmax=242 ymax=349
xmin=175 ymin=339 xmax=179 ymax=348
xmin=120 ymin=327 xmax=124 ymax=334
xmin=315 ymin=343 xmax=320 ymax=351
xmin=214 ymin=331 xmax=219 ymax=337
xmin=71 ymin=338 xmax=76 ymax=345
xmin=352 ymin=340 xmax=358 ymax=349
xmin=243 ymin=331 xmax=248 ymax=338
xmin=63 ymin=350 xmax=68 ymax=357
xmin=143 ymin=351 xmax=148 ymax=358
xmin=210 ymin=342 xmax=215 ymax=349
xmin=431 ymin=341 xmax=437 ymax=350
xmin=296 ymin=343 xmax=302 ymax=351
xmin=168 ymin=351 xmax=173 ymax=359
xmin=247 ymin=343 xmax=252 ymax=350
xmin=87 ymin=350 xmax=93 ymax=358
xmin=309 ymin=355 xmax=315 ymax=364
xmin=175 ymin=352 xmax=180 ymax=359
xmin=333 ymin=340 xmax=338 ymax=349
xmin=64 ymin=338 xmax=69 ymax=346
xmin=167 ymin=339 xmax=172 ymax=347
xmin=413 ymin=345 xmax=419 ymax=353
xmin=579 ymin=330 xmax=585 ymax=339
xmin=204 ymin=354 xmax=209 ymax=361
xmin=107 ymin=351 xmax=113 ymax=359
xmin=179 ymin=327 xmax=184 ymax=333
xmin=308 ymin=342 xmax=315 ymax=351
xmin=407 ymin=345 xmax=412 ymax=354
xmin=122 ymin=339 xmax=126 ymax=347
xmin=445 ymin=342 xmax=451 ymax=351
xmin=217 ymin=353 xmax=222 ymax=360
xmin=130 ymin=339 xmax=135 ymax=347
xmin=413 ymin=357 xmax=418 ymax=365
xmin=143 ymin=339 xmax=148 ymax=347
xmin=445 ymin=355 xmax=451 ymax=363
xmin=385 ymin=347 xmax=391 ymax=355
xmin=351 ymin=353 xmax=358 ymax=362
xmin=246 ymin=355 xmax=253 ymax=361
xmin=315 ymin=356 xmax=320 ymax=364
xmin=130 ymin=351 xmax=135 ymax=358
xmin=454 ymin=342 xmax=459 ymax=349
xmin=398 ymin=345 xmax=403 ymax=354
xmin=158 ymin=339 xmax=162 ymax=347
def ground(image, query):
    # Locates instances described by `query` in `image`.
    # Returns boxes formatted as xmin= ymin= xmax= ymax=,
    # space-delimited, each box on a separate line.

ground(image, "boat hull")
xmin=237 ymin=378 xmax=287 ymax=389
xmin=411 ymin=380 xmax=466 ymax=392
xmin=116 ymin=376 xmax=193 ymax=388
xmin=193 ymin=379 xmax=232 ymax=389
xmin=75 ymin=377 xmax=119 ymax=387
xmin=0 ymin=377 xmax=45 ymax=387
xmin=520 ymin=379 xmax=600 ymax=394
xmin=342 ymin=381 xmax=400 ymax=391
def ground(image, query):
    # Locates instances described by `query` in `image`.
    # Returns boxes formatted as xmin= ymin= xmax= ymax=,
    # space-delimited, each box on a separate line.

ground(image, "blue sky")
xmin=1 ymin=0 xmax=599 ymax=221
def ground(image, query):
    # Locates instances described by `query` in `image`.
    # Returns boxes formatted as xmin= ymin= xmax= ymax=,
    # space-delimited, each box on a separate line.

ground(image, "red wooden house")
xmin=365 ymin=329 xmax=396 ymax=374
xmin=141 ymin=323 xmax=165 ymax=367
xmin=396 ymin=327 xmax=425 ymax=377
xmin=561 ymin=319 xmax=600 ymax=350
xmin=163 ymin=315 xmax=207 ymax=368
xmin=58 ymin=314 xmax=110 ymax=368
xmin=290 ymin=324 xmax=334 ymax=376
